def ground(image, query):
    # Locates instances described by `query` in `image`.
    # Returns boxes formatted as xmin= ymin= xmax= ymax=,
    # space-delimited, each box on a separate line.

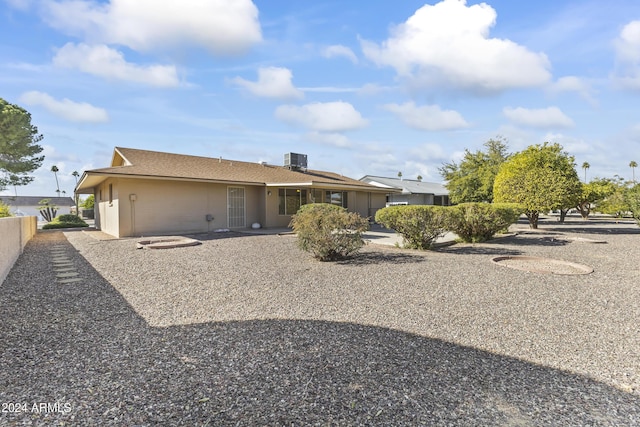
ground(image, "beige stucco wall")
xmin=0 ymin=216 xmax=37 ymax=285
xmin=91 ymin=178 xmax=390 ymax=236
xmin=368 ymin=193 xmax=387 ymax=220
xmin=264 ymin=187 xmax=291 ymax=228
xmin=352 ymin=191 xmax=388 ymax=220
xmin=94 ymin=179 xmax=121 ymax=238
xmin=95 ymin=178 xmax=265 ymax=237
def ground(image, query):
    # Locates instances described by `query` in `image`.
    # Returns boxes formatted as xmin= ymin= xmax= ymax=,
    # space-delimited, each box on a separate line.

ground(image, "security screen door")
xmin=227 ymin=187 xmax=245 ymax=228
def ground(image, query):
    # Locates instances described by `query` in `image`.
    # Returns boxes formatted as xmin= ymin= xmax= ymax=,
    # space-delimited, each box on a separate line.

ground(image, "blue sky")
xmin=2 ymin=0 xmax=640 ymax=197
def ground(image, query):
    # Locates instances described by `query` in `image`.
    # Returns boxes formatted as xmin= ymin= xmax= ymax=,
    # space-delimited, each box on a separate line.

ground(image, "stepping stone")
xmin=58 ymin=278 xmax=83 ymax=284
xmin=52 ymin=263 xmax=74 ymax=268
xmin=54 ymin=267 xmax=76 ymax=272
xmin=51 ymin=257 xmax=70 ymax=261
xmin=56 ymin=272 xmax=79 ymax=278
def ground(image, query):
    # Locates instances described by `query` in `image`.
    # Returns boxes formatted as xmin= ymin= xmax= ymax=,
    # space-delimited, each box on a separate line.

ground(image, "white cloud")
xmin=299 ymin=86 xmax=359 ymax=93
xmin=231 ymin=67 xmax=303 ymax=100
xmin=305 ymin=132 xmax=351 ymax=148
xmin=383 ymin=102 xmax=469 ymax=131
xmin=42 ymin=0 xmax=262 ymax=55
xmin=613 ymin=20 xmax=640 ymax=90
xmin=19 ymin=91 xmax=109 ymax=123
xmin=357 ymin=83 xmax=390 ymax=96
xmin=408 ymin=143 xmax=448 ymax=161
xmin=503 ymin=106 xmax=574 ymax=129
xmin=360 ymin=0 xmax=551 ymax=93
xmin=5 ymin=0 xmax=32 ymax=10
xmin=323 ymin=45 xmax=358 ymax=63
xmin=615 ymin=20 xmax=640 ymax=63
xmin=543 ymin=133 xmax=592 ymax=155
xmin=403 ymin=160 xmax=439 ymax=181
xmin=548 ymin=76 xmax=597 ymax=105
xmin=53 ymin=43 xmax=180 ymax=87
xmin=275 ymin=101 xmax=368 ymax=132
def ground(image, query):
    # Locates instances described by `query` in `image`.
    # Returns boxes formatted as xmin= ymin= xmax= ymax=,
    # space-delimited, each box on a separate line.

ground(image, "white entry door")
xmin=228 ymin=187 xmax=245 ymax=228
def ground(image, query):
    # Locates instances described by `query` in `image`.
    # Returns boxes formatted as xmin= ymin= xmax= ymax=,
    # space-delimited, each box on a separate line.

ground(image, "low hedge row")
xmin=42 ymin=214 xmax=89 ymax=230
xmin=375 ymin=203 xmax=523 ymax=249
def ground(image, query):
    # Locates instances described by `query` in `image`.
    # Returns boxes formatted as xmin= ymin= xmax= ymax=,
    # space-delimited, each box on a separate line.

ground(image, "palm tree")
xmin=630 ymin=161 xmax=638 ymax=183
xmin=51 ymin=165 xmax=60 ymax=194
xmin=581 ymin=162 xmax=590 ymax=182
xmin=72 ymin=171 xmax=79 ymax=185
xmin=417 ymin=175 xmax=423 ymax=181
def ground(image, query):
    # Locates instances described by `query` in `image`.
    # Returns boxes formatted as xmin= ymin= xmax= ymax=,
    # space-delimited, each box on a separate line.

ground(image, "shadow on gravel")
xmin=522 ymin=218 xmax=640 ymax=236
xmin=2 ymin=232 xmax=639 ymax=426
xmin=543 ymin=226 xmax=640 ymax=236
xmin=337 ymin=251 xmax=426 ymax=266
xmin=437 ymin=245 xmax=523 ymax=256
xmin=503 ymin=235 xmax=571 ymax=247
xmin=437 ymin=235 xmax=570 ymax=256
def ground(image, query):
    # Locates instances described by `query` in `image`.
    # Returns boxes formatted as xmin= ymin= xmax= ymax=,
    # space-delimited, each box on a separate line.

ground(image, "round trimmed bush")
xmin=446 ymin=202 xmax=523 ymax=243
xmin=375 ymin=205 xmax=448 ymax=250
xmin=290 ymin=203 xmax=369 ymax=261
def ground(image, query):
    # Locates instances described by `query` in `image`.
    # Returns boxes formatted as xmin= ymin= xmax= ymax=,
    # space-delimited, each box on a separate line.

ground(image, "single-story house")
xmin=0 ymin=196 xmax=75 ymax=220
xmin=359 ymin=175 xmax=450 ymax=207
xmin=75 ymin=147 xmax=395 ymax=238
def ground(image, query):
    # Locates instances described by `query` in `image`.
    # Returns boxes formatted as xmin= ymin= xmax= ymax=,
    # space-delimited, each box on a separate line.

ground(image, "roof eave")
xmin=75 ymin=171 xmax=266 ymax=193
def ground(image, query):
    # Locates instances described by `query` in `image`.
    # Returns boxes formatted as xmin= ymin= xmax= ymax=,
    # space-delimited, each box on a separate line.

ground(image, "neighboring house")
xmin=0 ymin=196 xmax=75 ymax=220
xmin=359 ymin=175 xmax=450 ymax=207
xmin=75 ymin=147 xmax=395 ymax=238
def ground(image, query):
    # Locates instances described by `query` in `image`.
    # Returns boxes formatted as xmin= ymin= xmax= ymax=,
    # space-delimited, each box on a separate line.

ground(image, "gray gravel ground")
xmin=1 ymin=217 xmax=639 ymax=425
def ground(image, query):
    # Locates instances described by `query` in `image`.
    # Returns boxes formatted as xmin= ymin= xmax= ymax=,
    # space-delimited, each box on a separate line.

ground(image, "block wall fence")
xmin=0 ymin=216 xmax=37 ymax=285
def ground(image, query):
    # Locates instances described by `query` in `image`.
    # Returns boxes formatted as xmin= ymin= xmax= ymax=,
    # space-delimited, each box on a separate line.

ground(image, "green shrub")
xmin=42 ymin=214 xmax=89 ymax=229
xmin=0 ymin=201 xmax=12 ymax=218
xmin=57 ymin=214 xmax=85 ymax=223
xmin=290 ymin=203 xmax=369 ymax=261
xmin=626 ymin=184 xmax=640 ymax=225
xmin=446 ymin=202 xmax=523 ymax=243
xmin=375 ymin=205 xmax=448 ymax=250
xmin=81 ymin=195 xmax=94 ymax=209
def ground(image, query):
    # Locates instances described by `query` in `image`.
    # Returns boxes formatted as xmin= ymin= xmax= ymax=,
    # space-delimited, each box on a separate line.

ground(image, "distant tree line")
xmin=440 ymin=137 xmax=640 ymax=228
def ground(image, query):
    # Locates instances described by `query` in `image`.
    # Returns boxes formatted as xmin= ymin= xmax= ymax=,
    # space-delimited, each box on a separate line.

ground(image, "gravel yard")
xmin=1 ymin=217 xmax=639 ymax=425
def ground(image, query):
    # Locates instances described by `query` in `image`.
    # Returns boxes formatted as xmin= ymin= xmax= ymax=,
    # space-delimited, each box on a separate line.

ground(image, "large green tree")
xmin=493 ymin=142 xmax=582 ymax=229
xmin=576 ymin=178 xmax=616 ymax=219
xmin=439 ymin=137 xmax=510 ymax=204
xmin=626 ymin=183 xmax=640 ymax=223
xmin=0 ymin=97 xmax=44 ymax=191
xmin=597 ymin=176 xmax=630 ymax=217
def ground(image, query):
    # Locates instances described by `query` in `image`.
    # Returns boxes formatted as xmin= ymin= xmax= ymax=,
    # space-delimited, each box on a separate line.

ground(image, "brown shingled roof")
xmin=76 ymin=147 xmax=390 ymax=193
